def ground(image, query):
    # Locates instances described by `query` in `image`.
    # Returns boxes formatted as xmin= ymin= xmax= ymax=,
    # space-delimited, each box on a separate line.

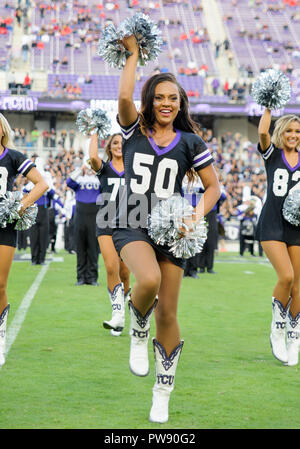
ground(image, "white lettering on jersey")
xmin=273 ymin=168 xmax=300 ymax=197
xmin=130 ymin=153 xmax=178 ymax=199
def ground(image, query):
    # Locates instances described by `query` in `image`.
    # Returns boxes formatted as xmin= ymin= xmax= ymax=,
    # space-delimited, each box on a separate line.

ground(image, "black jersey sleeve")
xmin=96 ymin=160 xmax=108 ymax=178
xmin=257 ymin=142 xmax=275 ymax=161
xmin=188 ymin=134 xmax=214 ymax=171
xmin=116 ymin=115 xmax=140 ymax=141
xmin=11 ymin=149 xmax=35 ymax=176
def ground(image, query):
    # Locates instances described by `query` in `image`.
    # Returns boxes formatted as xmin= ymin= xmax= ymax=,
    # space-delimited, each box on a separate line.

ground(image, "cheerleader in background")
xmin=0 ymin=114 xmax=48 ymax=366
xmin=257 ymin=109 xmax=300 ymax=366
xmin=89 ymin=132 xmax=130 ymax=337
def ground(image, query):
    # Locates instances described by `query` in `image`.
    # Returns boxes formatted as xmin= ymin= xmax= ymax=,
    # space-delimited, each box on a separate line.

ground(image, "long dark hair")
xmin=139 ymin=73 xmax=200 ymax=135
xmin=139 ymin=73 xmax=201 ymax=185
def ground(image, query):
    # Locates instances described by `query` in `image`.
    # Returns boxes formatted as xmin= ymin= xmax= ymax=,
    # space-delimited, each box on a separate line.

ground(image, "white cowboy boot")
xmin=110 ymin=288 xmax=132 ymax=337
xmin=0 ymin=304 xmax=10 ymax=366
xmin=103 ymin=283 xmax=125 ymax=334
xmin=149 ymin=338 xmax=184 ymax=424
xmin=270 ymin=297 xmax=290 ymax=363
xmin=286 ymin=311 xmax=300 ymax=366
xmin=128 ymin=298 xmax=157 ymax=377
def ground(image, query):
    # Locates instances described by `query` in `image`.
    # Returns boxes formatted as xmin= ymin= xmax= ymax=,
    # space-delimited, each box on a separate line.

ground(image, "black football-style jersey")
xmin=0 ymin=147 xmax=35 ymax=195
xmin=117 ymin=117 xmax=214 ymax=228
xmin=256 ymin=143 xmax=300 ymax=244
xmin=96 ymin=160 xmax=125 ymax=229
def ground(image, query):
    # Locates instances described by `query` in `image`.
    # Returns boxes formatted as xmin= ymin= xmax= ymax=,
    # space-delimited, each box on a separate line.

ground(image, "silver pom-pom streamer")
xmin=97 ymin=23 xmax=131 ymax=69
xmin=97 ymin=13 xmax=162 ymax=68
xmin=118 ymin=13 xmax=163 ymax=67
xmin=282 ymin=189 xmax=300 ymax=226
xmin=15 ymin=203 xmax=38 ymax=231
xmin=251 ymin=69 xmax=291 ymax=110
xmin=0 ymin=191 xmax=38 ymax=230
xmin=0 ymin=191 xmax=23 ymax=228
xmin=76 ymin=108 xmax=111 ymax=139
xmin=147 ymin=195 xmax=207 ymax=259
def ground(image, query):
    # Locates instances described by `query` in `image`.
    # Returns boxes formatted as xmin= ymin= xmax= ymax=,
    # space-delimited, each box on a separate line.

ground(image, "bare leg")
xmin=119 ymin=260 xmax=130 ymax=295
xmin=287 ymin=245 xmax=300 ymax=318
xmin=98 ymin=236 xmax=122 ymax=291
xmin=155 ymin=258 xmax=183 ymax=356
xmin=120 ymin=241 xmax=161 ymax=315
xmin=0 ymin=245 xmax=15 ymax=315
xmin=261 ymin=241 xmax=294 ymax=306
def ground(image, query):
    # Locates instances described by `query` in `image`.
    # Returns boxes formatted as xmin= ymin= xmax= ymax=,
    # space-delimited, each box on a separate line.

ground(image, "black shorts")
xmin=112 ymin=227 xmax=186 ymax=269
xmin=0 ymin=223 xmax=17 ymax=248
xmin=96 ymin=226 xmax=114 ymax=237
xmin=256 ymin=211 xmax=300 ymax=246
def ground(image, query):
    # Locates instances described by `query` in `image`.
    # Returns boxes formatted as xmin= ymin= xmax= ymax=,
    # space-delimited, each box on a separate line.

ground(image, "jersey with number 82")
xmin=256 ymin=142 xmax=300 ymax=243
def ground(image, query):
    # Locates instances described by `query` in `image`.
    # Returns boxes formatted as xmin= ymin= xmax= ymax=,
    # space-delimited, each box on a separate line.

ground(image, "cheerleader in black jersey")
xmin=89 ymin=133 xmax=130 ymax=337
xmin=114 ymin=35 xmax=221 ymax=423
xmin=0 ymin=114 xmax=48 ymax=366
xmin=257 ymin=109 xmax=300 ymax=366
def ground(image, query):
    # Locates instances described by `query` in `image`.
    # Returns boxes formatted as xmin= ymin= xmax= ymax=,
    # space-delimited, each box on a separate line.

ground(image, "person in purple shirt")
xmin=66 ymin=163 xmax=100 ymax=286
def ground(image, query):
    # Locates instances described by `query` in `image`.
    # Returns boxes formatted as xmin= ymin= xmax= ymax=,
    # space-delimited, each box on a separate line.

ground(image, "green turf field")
xmin=0 ymin=250 xmax=299 ymax=429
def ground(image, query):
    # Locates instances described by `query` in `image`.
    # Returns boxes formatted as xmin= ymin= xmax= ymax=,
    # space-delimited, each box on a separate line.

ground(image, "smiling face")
xmin=282 ymin=120 xmax=300 ymax=151
xmin=153 ymin=81 xmax=181 ymax=128
xmin=110 ymin=134 xmax=122 ymax=159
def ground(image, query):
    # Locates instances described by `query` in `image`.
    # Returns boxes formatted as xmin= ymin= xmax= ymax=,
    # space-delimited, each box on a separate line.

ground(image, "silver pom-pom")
xmin=97 ymin=23 xmax=131 ymax=69
xmin=97 ymin=13 xmax=162 ymax=68
xmin=119 ymin=13 xmax=163 ymax=67
xmin=0 ymin=191 xmax=38 ymax=230
xmin=76 ymin=108 xmax=111 ymax=139
xmin=0 ymin=191 xmax=23 ymax=228
xmin=147 ymin=195 xmax=207 ymax=259
xmin=282 ymin=189 xmax=300 ymax=226
xmin=15 ymin=203 xmax=38 ymax=231
xmin=251 ymin=69 xmax=291 ymax=110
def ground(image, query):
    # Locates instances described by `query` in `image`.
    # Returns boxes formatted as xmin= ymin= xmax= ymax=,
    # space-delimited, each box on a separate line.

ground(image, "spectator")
xmin=31 ymin=127 xmax=40 ymax=148
xmin=23 ymin=73 xmax=31 ymax=89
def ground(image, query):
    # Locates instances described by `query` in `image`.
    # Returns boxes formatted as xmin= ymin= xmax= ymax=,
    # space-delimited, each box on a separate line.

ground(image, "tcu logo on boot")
xmin=112 ymin=304 xmax=121 ymax=311
xmin=287 ymin=331 xmax=299 ymax=340
xmin=132 ymin=328 xmax=149 ymax=339
xmin=157 ymin=374 xmax=175 ymax=385
xmin=276 ymin=321 xmax=286 ymax=329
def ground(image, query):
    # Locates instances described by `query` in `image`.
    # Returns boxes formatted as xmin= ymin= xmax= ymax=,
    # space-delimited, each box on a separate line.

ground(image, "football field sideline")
xmin=1 ymin=262 xmax=50 ymax=371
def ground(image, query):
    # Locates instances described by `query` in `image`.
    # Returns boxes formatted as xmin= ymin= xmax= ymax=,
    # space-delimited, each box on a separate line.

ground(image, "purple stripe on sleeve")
xmin=193 ymin=151 xmax=212 ymax=165
xmin=19 ymin=159 xmax=32 ymax=174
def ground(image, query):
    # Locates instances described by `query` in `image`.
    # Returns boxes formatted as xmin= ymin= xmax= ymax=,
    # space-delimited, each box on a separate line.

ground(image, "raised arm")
xmin=118 ymin=35 xmax=139 ymax=127
xmin=89 ymin=134 xmax=102 ymax=172
xmin=258 ymin=108 xmax=272 ymax=151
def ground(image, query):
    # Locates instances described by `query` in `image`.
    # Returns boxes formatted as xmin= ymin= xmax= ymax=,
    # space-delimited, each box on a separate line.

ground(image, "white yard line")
xmin=2 ymin=263 xmax=50 ymax=366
